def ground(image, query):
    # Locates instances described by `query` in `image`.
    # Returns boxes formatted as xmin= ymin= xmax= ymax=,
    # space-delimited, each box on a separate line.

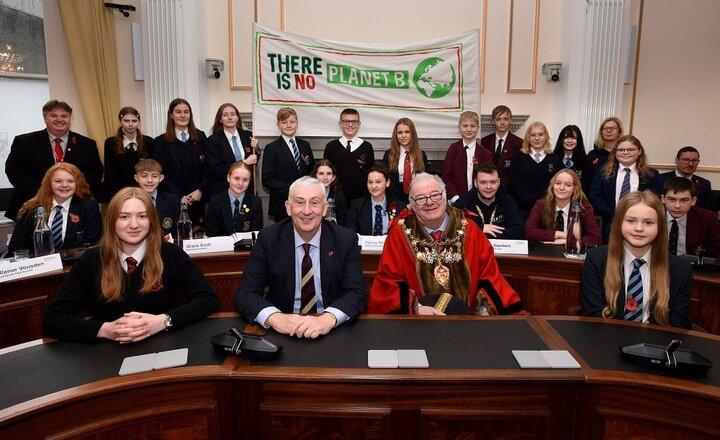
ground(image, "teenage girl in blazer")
xmin=103 ymin=106 xmax=154 ymax=201
xmin=43 ymin=187 xmax=219 ymax=343
xmin=581 ymin=190 xmax=692 ymax=329
xmin=311 ymin=159 xmax=349 ymax=226
xmin=552 ymin=125 xmax=590 ymax=194
xmin=382 ymin=118 xmax=429 ymax=204
xmin=205 ymin=162 xmax=263 ymax=236
xmin=346 ymin=163 xmax=407 ymax=235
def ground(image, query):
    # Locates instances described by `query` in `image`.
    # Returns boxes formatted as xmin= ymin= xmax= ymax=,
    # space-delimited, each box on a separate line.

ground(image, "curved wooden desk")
xmin=0 ymin=316 xmax=718 ymax=439
xmin=2 ymin=245 xmax=720 ymax=349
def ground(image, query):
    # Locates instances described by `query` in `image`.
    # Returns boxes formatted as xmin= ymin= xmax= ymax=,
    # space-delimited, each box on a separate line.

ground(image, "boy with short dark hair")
xmin=134 ymin=159 xmax=180 ymax=238
xmin=323 ymin=108 xmax=375 ymax=201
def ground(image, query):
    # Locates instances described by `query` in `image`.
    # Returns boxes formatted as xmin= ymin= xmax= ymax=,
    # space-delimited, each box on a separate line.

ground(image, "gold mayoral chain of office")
xmin=399 ymin=217 xmax=467 ymax=290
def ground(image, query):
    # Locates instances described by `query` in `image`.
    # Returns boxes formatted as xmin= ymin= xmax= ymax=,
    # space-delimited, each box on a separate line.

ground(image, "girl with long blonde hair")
xmin=43 ymin=187 xmax=219 ymax=343
xmin=581 ymin=190 xmax=692 ymax=328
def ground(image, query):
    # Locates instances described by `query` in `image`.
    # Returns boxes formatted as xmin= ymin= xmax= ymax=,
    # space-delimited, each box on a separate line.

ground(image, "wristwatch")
xmin=163 ymin=314 xmax=173 ymax=331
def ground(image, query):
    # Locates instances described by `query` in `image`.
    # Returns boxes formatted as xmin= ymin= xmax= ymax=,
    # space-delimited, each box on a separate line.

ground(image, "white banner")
xmin=252 ymin=24 xmax=480 ymax=138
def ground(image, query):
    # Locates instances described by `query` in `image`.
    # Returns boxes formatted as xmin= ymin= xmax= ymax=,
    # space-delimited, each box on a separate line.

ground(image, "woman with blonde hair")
xmin=590 ymin=134 xmax=659 ymax=241
xmin=43 ymin=187 xmax=218 ymax=343
xmin=524 ymin=169 xmax=601 ymax=246
xmin=382 ymin=117 xmax=429 ymax=203
xmin=508 ymin=121 xmax=563 ymax=219
xmin=586 ymin=116 xmax=623 ymax=186
xmin=581 ymin=190 xmax=692 ymax=328
xmin=8 ymin=162 xmax=101 ymax=256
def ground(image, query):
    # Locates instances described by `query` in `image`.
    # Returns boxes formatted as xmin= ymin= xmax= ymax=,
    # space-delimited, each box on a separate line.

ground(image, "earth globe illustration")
xmin=413 ymin=57 xmax=456 ymax=99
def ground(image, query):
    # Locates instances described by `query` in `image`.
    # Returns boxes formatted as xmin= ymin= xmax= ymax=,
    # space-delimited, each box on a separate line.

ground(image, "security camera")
xmin=542 ymin=62 xmax=562 ymax=82
xmin=205 ymin=58 xmax=224 ymax=79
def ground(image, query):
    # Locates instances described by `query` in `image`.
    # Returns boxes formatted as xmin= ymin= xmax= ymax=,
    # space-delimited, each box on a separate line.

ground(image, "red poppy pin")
xmin=592 ymin=158 xmax=598 ymax=165
xmin=360 ymin=154 xmax=366 ymax=161
xmin=625 ymin=298 xmax=638 ymax=311
xmin=245 ymin=146 xmax=251 ymax=153
xmin=695 ymin=180 xmax=701 ymax=188
xmin=301 ymin=154 xmax=310 ymax=165
xmin=328 ymin=251 xmax=334 ymax=257
xmin=70 ymin=214 xmax=80 ymax=223
xmin=71 ymin=136 xmax=78 ymax=144
xmin=472 ymin=156 xmax=478 ymax=166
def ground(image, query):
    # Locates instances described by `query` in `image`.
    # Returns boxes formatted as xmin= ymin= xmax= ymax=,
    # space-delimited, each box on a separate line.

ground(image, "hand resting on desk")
xmin=96 ymin=312 xmax=166 ymax=344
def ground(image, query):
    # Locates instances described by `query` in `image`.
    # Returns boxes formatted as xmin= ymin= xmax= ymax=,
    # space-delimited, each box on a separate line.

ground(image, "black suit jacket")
xmin=261 ymin=136 xmax=315 ymax=220
xmin=103 ymin=135 xmax=155 ymax=201
xmin=346 ymin=197 xmax=407 ymax=235
xmin=580 ymin=246 xmax=692 ymax=329
xmin=381 ymin=149 xmax=430 ymax=204
xmin=205 ymin=191 xmax=263 ymax=236
xmin=152 ymin=132 xmax=208 ymax=197
xmin=234 ymin=219 xmax=367 ymax=322
xmin=8 ymin=197 xmax=102 ymax=256
xmin=154 ymin=190 xmax=181 ymax=237
xmin=658 ymin=171 xmax=712 ymax=209
xmin=205 ymin=130 xmax=255 ymax=198
xmin=480 ymin=132 xmax=523 ymax=187
xmin=5 ymin=129 xmax=103 ymax=220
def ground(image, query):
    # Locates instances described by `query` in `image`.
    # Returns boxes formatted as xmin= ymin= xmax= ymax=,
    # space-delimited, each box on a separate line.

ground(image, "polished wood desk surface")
xmin=1 ymin=315 xmax=719 ymax=439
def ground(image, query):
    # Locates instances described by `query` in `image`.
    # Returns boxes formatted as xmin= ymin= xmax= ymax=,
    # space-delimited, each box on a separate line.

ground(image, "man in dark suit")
xmin=5 ymin=100 xmax=103 ymax=221
xmin=479 ymin=105 xmax=523 ymax=187
xmin=657 ymin=146 xmax=712 ymax=209
xmin=235 ymin=176 xmax=367 ymax=338
xmin=261 ymin=107 xmax=315 ymax=222
xmin=661 ymin=176 xmax=720 ymax=257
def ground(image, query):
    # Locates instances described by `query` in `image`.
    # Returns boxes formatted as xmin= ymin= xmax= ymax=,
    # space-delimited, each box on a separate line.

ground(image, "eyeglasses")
xmin=603 ymin=126 xmax=619 ymax=132
xmin=616 ymin=147 xmax=638 ymax=154
xmin=340 ymin=120 xmax=360 ymax=126
xmin=411 ymin=191 xmax=445 ymax=206
xmin=678 ymin=158 xmax=700 ymax=164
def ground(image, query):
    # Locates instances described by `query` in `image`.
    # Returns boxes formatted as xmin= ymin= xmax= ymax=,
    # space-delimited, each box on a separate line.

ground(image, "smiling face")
xmin=459 ymin=118 xmax=479 ymax=144
xmin=286 ymin=183 xmax=328 ymax=242
xmin=528 ymin=126 xmax=547 ymax=151
xmin=120 ymin=114 xmax=139 ymax=137
xmin=115 ymin=197 xmax=151 ymax=255
xmin=44 ymin=107 xmax=71 ymax=138
xmin=367 ymin=171 xmax=390 ymax=201
xmin=563 ymin=134 xmax=577 ymax=153
xmin=552 ymin=172 xmax=574 ymax=204
xmin=171 ymin=103 xmax=191 ymax=130
xmin=339 ymin=113 xmax=360 ymax=139
xmin=621 ymin=203 xmax=658 ymax=257
xmin=475 ymin=171 xmax=500 ymax=202
xmin=277 ymin=115 xmax=298 ymax=138
xmin=227 ymin=166 xmax=251 ymax=196
xmin=134 ymin=171 xmax=163 ymax=194
xmin=395 ymin=123 xmax=413 ymax=149
xmin=615 ymin=140 xmax=641 ymax=167
xmin=220 ymin=105 xmax=239 ymax=131
xmin=410 ymin=178 xmax=446 ymax=230
xmin=51 ymin=169 xmax=76 ymax=204
xmin=314 ymin=165 xmax=335 ymax=189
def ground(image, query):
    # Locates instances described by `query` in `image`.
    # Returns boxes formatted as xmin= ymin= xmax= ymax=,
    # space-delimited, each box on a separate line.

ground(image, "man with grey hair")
xmin=368 ymin=172 xmax=525 ymax=316
xmin=235 ymin=176 xmax=367 ymax=338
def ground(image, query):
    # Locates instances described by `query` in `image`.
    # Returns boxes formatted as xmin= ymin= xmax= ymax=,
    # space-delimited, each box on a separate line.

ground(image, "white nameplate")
xmin=359 ymin=235 xmax=387 ymax=251
xmin=488 ymin=239 xmax=529 ymax=255
xmin=182 ymin=236 xmax=235 ymax=255
xmin=0 ymin=254 xmax=64 ymax=283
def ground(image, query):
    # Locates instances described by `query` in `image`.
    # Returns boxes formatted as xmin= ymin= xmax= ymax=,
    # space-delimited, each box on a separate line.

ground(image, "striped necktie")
xmin=51 ymin=205 xmax=63 ymax=250
xmin=624 ymin=258 xmax=646 ymax=322
xmin=619 ymin=168 xmax=631 ymax=199
xmin=300 ymin=243 xmax=317 ymax=313
xmin=373 ymin=205 xmax=383 ymax=236
xmin=290 ymin=139 xmax=301 ymax=171
xmin=126 ymin=256 xmax=138 ymax=275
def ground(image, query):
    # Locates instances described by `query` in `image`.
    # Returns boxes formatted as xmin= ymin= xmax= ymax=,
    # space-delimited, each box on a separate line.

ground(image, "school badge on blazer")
xmin=243 ymin=221 xmax=251 ymax=231
xmin=162 ymin=217 xmax=173 ymax=230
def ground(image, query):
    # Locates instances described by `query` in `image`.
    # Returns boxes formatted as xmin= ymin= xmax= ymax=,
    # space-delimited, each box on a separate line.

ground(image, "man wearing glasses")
xmin=323 ymin=108 xmax=375 ymax=201
xmin=658 ymin=146 xmax=712 ymax=209
xmin=368 ymin=173 xmax=525 ymax=316
xmin=235 ymin=177 xmax=368 ymax=338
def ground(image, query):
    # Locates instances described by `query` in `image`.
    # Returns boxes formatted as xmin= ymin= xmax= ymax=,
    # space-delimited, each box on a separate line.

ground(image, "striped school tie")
xmin=51 ymin=205 xmax=63 ymax=250
xmin=624 ymin=259 xmax=646 ymax=322
xmin=290 ymin=139 xmax=301 ymax=171
xmin=300 ymin=243 xmax=317 ymax=313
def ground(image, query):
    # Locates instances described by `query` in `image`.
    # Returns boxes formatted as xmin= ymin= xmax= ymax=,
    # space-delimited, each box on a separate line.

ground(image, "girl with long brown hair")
xmin=103 ymin=106 xmax=155 ymax=200
xmin=381 ymin=117 xmax=429 ymax=203
xmin=8 ymin=162 xmax=102 ymax=256
xmin=581 ymin=190 xmax=692 ymax=328
xmin=524 ymin=169 xmax=601 ymax=246
xmin=43 ymin=187 xmax=218 ymax=343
